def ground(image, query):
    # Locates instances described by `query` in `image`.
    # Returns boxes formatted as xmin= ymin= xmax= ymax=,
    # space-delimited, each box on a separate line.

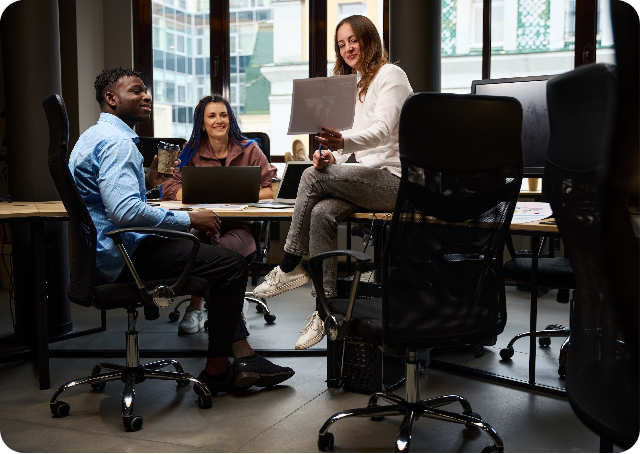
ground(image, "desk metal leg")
xmin=32 ymin=220 xmax=50 ymax=390
xmin=529 ymin=236 xmax=539 ymax=385
xmin=346 ymin=222 xmax=352 ymax=275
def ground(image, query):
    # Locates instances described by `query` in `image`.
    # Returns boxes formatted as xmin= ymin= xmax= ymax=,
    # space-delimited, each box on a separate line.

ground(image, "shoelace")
xmin=264 ymin=267 xmax=280 ymax=285
xmin=299 ymin=311 xmax=320 ymax=334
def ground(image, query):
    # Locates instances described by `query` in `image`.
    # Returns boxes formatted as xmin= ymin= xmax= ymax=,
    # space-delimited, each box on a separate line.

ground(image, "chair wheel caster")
xmin=168 ymin=310 xmax=180 ymax=322
xmin=500 ymin=347 xmax=514 ymax=360
xmin=177 ymin=379 xmax=190 ymax=386
xmin=123 ymin=415 xmax=143 ymax=431
xmin=318 ymin=432 xmax=334 ymax=451
xmin=91 ymin=382 xmax=106 ymax=391
xmin=204 ymin=320 xmax=209 ymax=331
xmin=558 ymin=364 xmax=566 ymax=378
xmin=371 ymin=416 xmax=384 ymax=421
xmin=198 ymin=395 xmax=212 ymax=409
xmin=473 ymin=345 xmax=485 ymax=358
xmin=50 ymin=401 xmax=70 ymax=417
xmin=256 ymin=304 xmax=264 ymax=313
xmin=264 ymin=313 xmax=276 ymax=324
xmin=463 ymin=411 xmax=482 ymax=430
xmin=538 ymin=337 xmax=551 ymax=347
xmin=482 ymin=445 xmax=503 ymax=453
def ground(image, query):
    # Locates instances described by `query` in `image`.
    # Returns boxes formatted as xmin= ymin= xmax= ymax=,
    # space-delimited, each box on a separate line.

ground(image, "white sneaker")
xmin=241 ymin=299 xmax=250 ymax=333
xmin=295 ymin=311 xmax=325 ymax=350
xmin=253 ymin=263 xmax=310 ymax=298
xmin=178 ymin=306 xmax=205 ymax=334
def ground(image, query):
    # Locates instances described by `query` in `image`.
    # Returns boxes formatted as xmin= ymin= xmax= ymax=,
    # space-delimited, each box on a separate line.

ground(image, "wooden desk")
xmin=9 ymin=201 xmax=561 ymax=393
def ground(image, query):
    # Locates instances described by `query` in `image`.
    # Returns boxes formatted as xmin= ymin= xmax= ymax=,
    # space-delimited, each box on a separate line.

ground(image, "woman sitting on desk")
xmin=162 ymin=94 xmax=277 ymax=335
xmin=253 ymin=15 xmax=413 ymax=349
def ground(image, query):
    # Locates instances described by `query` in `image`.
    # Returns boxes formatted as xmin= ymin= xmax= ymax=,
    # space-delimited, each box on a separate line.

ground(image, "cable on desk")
xmin=2 ymin=223 xmax=15 ymax=333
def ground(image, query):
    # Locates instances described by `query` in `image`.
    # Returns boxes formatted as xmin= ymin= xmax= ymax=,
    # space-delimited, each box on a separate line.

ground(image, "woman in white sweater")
xmin=254 ymin=15 xmax=413 ymax=349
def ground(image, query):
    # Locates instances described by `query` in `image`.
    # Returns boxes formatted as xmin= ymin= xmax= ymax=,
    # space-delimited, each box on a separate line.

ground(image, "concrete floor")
xmin=0 ymin=280 xmax=613 ymax=452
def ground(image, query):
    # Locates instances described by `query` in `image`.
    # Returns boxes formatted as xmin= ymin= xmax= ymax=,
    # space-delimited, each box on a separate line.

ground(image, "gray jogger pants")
xmin=284 ymin=164 xmax=400 ymax=297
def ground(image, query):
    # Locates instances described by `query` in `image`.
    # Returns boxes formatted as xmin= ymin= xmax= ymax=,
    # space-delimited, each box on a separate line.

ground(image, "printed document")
xmin=512 ymin=202 xmax=553 ymax=224
xmin=287 ymin=74 xmax=358 ymax=135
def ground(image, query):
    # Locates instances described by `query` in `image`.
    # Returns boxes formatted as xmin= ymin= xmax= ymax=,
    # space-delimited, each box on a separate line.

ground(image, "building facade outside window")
xmin=441 ymin=0 xmax=614 ymax=93
xmin=152 ymin=0 xmax=210 ymax=138
xmin=150 ymin=0 xmax=614 ymax=154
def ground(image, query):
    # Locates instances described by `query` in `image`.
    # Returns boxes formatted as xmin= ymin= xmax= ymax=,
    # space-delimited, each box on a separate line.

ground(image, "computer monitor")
xmin=471 ymin=75 xmax=555 ymax=177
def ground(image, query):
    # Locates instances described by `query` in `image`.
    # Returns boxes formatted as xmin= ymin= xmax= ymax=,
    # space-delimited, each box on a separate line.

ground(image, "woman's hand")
xmin=316 ymin=127 xmax=344 ymax=151
xmin=313 ymin=149 xmax=336 ymax=170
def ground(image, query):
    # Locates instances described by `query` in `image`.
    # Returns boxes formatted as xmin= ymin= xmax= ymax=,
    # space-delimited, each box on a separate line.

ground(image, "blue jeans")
xmin=284 ymin=164 xmax=400 ymax=297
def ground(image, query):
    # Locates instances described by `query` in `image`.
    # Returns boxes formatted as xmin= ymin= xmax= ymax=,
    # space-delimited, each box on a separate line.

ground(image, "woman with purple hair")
xmin=163 ymin=94 xmax=277 ymax=335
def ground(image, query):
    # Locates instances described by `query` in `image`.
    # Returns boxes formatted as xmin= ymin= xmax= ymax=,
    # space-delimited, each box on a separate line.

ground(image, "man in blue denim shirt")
xmin=69 ymin=68 xmax=294 ymax=394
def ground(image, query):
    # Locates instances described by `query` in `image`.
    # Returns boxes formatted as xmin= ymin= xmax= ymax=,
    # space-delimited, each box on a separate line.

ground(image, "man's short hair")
xmin=94 ymin=68 xmax=143 ymax=107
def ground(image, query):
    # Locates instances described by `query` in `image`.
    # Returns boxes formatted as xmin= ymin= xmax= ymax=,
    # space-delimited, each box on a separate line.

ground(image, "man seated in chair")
xmin=68 ymin=67 xmax=294 ymax=394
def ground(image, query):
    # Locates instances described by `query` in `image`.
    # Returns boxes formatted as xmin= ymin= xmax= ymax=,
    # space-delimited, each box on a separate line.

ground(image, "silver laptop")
xmin=252 ymin=161 xmax=313 ymax=208
xmin=180 ymin=166 xmax=261 ymax=204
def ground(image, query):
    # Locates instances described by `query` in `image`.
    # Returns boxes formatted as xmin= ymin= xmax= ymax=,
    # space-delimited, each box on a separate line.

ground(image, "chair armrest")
xmin=308 ymin=250 xmax=371 ymax=341
xmin=105 ymin=227 xmax=199 ymax=305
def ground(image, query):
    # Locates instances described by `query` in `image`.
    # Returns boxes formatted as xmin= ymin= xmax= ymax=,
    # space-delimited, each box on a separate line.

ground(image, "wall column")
xmin=389 ymin=0 xmax=441 ymax=93
xmin=1 ymin=0 xmax=72 ymax=339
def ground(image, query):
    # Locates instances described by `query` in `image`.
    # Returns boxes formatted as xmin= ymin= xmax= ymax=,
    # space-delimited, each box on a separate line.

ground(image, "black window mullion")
xmin=308 ymin=0 xmax=328 ymax=156
xmin=210 ymin=0 xmax=230 ymax=100
xmin=133 ymin=0 xmax=154 ymax=136
xmin=482 ymin=0 xmax=491 ymax=80
xmin=574 ymin=0 xmax=598 ymax=67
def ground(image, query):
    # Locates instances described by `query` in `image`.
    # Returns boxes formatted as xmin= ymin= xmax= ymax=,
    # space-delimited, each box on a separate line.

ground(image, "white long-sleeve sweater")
xmin=331 ymin=63 xmax=413 ymax=177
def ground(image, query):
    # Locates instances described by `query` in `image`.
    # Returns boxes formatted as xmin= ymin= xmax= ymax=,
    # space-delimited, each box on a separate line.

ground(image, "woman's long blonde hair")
xmin=333 ymin=15 xmax=388 ymax=102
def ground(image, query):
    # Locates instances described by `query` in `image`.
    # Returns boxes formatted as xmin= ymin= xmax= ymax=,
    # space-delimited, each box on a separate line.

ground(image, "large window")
xmin=152 ymin=0 xmax=210 ymax=138
xmin=146 ymin=0 xmax=610 ymax=140
xmin=229 ymin=0 xmax=308 ymax=162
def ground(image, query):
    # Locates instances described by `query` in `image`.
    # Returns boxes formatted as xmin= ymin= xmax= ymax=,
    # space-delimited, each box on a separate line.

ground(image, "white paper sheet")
xmin=155 ymin=201 xmax=248 ymax=211
xmin=511 ymin=202 xmax=553 ymax=224
xmin=287 ymin=74 xmax=358 ymax=135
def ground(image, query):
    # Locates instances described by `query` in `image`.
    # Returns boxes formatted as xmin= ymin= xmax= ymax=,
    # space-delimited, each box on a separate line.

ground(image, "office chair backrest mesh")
xmin=545 ymin=64 xmax=638 ymax=449
xmin=243 ymin=132 xmax=270 ymax=162
xmin=382 ymin=93 xmax=523 ymax=349
xmin=43 ymin=94 xmax=97 ymax=307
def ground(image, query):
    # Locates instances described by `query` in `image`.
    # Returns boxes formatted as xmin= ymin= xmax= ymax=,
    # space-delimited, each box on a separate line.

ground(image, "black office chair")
xmin=166 ymin=131 xmax=276 ymax=324
xmin=545 ymin=19 xmax=638 ymax=453
xmin=43 ymin=94 xmax=213 ymax=431
xmin=310 ymin=92 xmax=523 ymax=452
xmin=243 ymin=132 xmax=276 ymax=323
xmin=545 ymin=65 xmax=640 ymax=449
xmin=500 ymin=244 xmax=575 ymax=377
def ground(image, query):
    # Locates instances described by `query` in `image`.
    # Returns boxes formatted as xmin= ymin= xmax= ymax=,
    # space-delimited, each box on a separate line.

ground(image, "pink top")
xmin=162 ymin=138 xmax=277 ymax=201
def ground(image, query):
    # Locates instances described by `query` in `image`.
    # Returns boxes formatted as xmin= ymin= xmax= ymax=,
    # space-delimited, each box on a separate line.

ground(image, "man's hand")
xmin=188 ymin=210 xmax=221 ymax=237
xmin=145 ymin=155 xmax=180 ymax=188
xmin=316 ymin=127 xmax=344 ymax=151
xmin=313 ymin=149 xmax=336 ymax=170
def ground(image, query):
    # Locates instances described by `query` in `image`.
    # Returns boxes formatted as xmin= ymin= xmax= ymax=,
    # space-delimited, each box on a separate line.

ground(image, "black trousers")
xmin=117 ymin=235 xmax=250 ymax=358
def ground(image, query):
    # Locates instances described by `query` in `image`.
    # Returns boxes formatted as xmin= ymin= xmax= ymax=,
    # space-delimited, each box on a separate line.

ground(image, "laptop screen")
xmin=276 ymin=162 xmax=313 ymax=201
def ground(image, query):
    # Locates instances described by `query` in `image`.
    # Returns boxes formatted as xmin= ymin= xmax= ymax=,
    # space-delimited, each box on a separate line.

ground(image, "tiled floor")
xmin=0 ymin=281 xmax=614 ymax=452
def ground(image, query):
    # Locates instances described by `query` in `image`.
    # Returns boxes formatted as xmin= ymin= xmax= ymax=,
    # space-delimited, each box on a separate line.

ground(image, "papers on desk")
xmin=288 ymin=75 xmax=357 ymax=134
xmin=155 ymin=201 xmax=248 ymax=211
xmin=512 ymin=202 xmax=552 ymax=224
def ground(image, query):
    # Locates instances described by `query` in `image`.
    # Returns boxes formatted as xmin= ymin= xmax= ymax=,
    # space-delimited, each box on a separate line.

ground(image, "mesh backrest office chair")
xmin=310 ymin=92 xmax=523 ymax=452
xmin=43 ymin=94 xmax=214 ymax=431
xmin=544 ymin=42 xmax=638 ymax=454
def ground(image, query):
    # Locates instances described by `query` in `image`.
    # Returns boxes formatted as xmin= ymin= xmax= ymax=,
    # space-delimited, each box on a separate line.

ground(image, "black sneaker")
xmin=233 ymin=354 xmax=295 ymax=388
xmin=195 ymin=367 xmax=249 ymax=396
